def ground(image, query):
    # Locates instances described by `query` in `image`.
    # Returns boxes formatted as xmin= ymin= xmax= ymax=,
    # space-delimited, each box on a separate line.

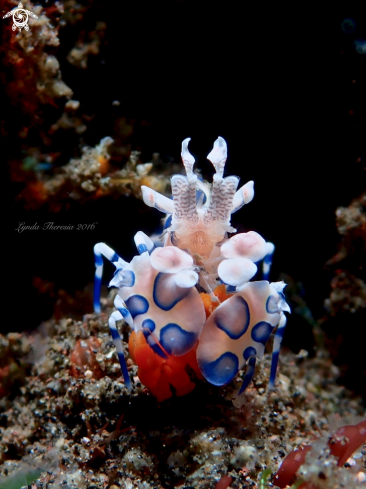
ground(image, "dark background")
xmin=2 ymin=2 xmax=365 ymax=358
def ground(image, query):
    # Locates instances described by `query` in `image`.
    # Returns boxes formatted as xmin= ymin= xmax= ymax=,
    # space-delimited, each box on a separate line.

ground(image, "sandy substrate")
xmin=0 ymin=290 xmax=365 ymax=489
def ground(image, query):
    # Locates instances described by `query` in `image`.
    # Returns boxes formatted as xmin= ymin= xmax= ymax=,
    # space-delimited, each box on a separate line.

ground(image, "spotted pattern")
xmin=142 ymin=318 xmax=155 ymax=332
xmin=110 ymin=269 xmax=135 ymax=288
xmin=120 ymin=269 xmax=135 ymax=287
xmin=251 ymin=321 xmax=273 ymax=345
xmin=196 ymin=281 xmax=288 ymax=393
xmin=94 ymin=138 xmax=291 ymax=397
xmin=125 ymin=295 xmax=149 ymax=318
xmin=160 ymin=323 xmax=198 ymax=356
xmin=243 ymin=346 xmax=257 ymax=360
xmin=214 ymin=295 xmax=250 ymax=339
xmin=198 ymin=352 xmax=239 ymax=386
xmin=153 ymin=272 xmax=191 ymax=311
xmin=118 ymin=254 xmax=205 ymax=360
xmin=266 ymin=294 xmax=280 ymax=314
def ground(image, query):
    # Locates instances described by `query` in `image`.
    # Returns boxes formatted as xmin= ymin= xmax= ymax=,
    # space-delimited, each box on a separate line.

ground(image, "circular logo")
xmin=13 ymin=8 xmax=28 ymax=30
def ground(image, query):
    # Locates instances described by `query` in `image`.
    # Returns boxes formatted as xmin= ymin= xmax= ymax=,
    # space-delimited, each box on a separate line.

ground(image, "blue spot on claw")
xmin=214 ymin=295 xmax=250 ymax=339
xmin=198 ymin=352 xmax=239 ymax=386
xmin=142 ymin=319 xmax=155 ymax=332
xmin=125 ymin=295 xmax=149 ymax=318
xmin=118 ymin=269 xmax=135 ymax=287
xmin=251 ymin=321 xmax=273 ymax=345
xmin=243 ymin=346 xmax=257 ymax=360
xmin=266 ymin=295 xmax=279 ymax=314
xmin=160 ymin=323 xmax=197 ymax=356
xmin=153 ymin=273 xmax=191 ymax=311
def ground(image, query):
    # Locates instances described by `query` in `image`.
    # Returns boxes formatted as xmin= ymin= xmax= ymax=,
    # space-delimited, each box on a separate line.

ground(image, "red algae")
xmin=214 ymin=474 xmax=233 ymax=489
xmin=273 ymin=445 xmax=311 ymax=488
xmin=274 ymin=419 xmax=366 ymax=488
xmin=329 ymin=419 xmax=366 ymax=466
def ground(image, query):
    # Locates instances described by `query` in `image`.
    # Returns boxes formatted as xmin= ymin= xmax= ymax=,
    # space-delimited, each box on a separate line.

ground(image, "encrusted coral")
xmin=322 ymin=191 xmax=366 ymax=401
xmin=325 ymin=192 xmax=366 ymax=317
xmin=67 ymin=20 xmax=107 ymax=69
xmin=18 ymin=138 xmax=169 ymax=210
xmin=0 ymin=0 xmax=72 ymax=115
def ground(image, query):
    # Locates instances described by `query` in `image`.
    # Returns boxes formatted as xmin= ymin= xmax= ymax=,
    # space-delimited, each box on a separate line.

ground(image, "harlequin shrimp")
xmin=93 ymin=137 xmax=290 ymax=401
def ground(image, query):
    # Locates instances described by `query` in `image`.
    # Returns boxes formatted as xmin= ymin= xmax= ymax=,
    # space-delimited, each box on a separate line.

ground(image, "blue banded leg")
xmin=262 ymin=242 xmax=275 ymax=281
xmin=238 ymin=356 xmax=257 ymax=394
xmin=142 ymin=328 xmax=169 ymax=359
xmin=268 ymin=314 xmax=287 ymax=390
xmin=134 ymin=231 xmax=155 ymax=255
xmin=108 ymin=295 xmax=134 ymax=390
xmin=114 ymin=295 xmax=133 ymax=328
xmin=93 ymin=242 xmax=127 ymax=313
xmin=109 ymin=311 xmax=132 ymax=390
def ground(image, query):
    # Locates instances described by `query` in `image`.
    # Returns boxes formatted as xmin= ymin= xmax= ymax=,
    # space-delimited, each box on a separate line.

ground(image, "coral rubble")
xmin=0 ymin=290 xmax=364 ymax=488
